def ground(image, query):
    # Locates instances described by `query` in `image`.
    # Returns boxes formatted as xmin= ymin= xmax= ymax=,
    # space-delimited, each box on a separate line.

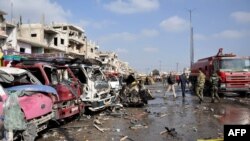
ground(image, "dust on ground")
xmin=37 ymin=83 xmax=250 ymax=141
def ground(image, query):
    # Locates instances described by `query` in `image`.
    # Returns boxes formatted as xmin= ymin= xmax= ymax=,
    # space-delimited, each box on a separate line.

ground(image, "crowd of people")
xmin=161 ymin=69 xmax=221 ymax=104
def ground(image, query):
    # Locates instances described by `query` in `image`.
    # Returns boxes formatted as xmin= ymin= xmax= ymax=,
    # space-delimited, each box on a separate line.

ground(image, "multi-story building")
xmin=0 ymin=10 xmax=131 ymax=73
xmin=52 ymin=24 xmax=86 ymax=57
xmin=0 ymin=10 xmax=16 ymax=51
xmin=99 ymin=51 xmax=131 ymax=75
xmin=85 ymin=40 xmax=99 ymax=59
xmin=17 ymin=23 xmax=58 ymax=54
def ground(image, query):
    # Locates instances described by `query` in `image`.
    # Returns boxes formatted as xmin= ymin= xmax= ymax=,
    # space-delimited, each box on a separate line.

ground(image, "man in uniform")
xmin=210 ymin=72 xmax=220 ymax=103
xmin=196 ymin=68 xmax=206 ymax=103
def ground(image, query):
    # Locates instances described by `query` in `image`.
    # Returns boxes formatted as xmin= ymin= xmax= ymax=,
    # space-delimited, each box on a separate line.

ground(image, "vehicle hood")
xmin=6 ymin=84 xmax=58 ymax=98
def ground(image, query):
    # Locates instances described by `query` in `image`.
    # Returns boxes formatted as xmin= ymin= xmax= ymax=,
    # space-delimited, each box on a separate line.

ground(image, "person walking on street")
xmin=196 ymin=68 xmax=206 ymax=103
xmin=210 ymin=72 xmax=220 ymax=103
xmin=178 ymin=73 xmax=188 ymax=98
xmin=165 ymin=72 xmax=176 ymax=99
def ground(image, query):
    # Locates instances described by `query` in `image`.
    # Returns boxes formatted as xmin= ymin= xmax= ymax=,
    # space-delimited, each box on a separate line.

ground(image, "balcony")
xmin=68 ymin=36 xmax=85 ymax=45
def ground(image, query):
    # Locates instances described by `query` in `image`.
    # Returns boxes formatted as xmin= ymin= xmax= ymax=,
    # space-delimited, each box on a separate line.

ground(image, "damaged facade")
xmin=0 ymin=10 xmax=133 ymax=75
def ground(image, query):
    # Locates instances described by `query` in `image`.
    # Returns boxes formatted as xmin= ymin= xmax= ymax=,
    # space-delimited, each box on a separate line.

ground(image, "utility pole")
xmin=176 ymin=62 xmax=179 ymax=73
xmin=189 ymin=9 xmax=194 ymax=68
xmin=11 ymin=2 xmax=13 ymax=23
xmin=159 ymin=60 xmax=161 ymax=74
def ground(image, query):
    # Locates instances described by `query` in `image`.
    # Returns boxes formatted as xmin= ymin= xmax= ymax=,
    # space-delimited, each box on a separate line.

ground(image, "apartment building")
xmin=85 ymin=40 xmax=99 ymax=59
xmin=0 ymin=10 xmax=17 ymax=51
xmin=52 ymin=24 xmax=86 ymax=57
xmin=0 ymin=10 xmax=132 ymax=74
xmin=17 ymin=23 xmax=60 ymax=54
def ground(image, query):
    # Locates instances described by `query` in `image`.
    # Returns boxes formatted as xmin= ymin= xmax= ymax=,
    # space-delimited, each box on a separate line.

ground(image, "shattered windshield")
xmin=83 ymin=66 xmax=109 ymax=90
xmin=86 ymin=67 xmax=106 ymax=81
xmin=1 ymin=72 xmax=41 ymax=88
xmin=94 ymin=81 xmax=109 ymax=90
xmin=219 ymin=58 xmax=250 ymax=71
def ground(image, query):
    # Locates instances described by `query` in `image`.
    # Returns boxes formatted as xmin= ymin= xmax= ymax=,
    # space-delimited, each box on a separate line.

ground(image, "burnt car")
xmin=119 ymin=74 xmax=154 ymax=107
xmin=0 ymin=67 xmax=57 ymax=140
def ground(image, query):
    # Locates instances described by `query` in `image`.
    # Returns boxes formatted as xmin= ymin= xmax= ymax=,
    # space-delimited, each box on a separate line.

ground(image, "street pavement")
xmin=37 ymin=82 xmax=250 ymax=141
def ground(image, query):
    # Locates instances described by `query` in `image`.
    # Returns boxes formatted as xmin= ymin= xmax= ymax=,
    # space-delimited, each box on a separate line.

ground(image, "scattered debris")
xmin=129 ymin=124 xmax=148 ymax=130
xmin=120 ymin=136 xmax=128 ymax=141
xmin=42 ymin=133 xmax=49 ymax=139
xmin=156 ymin=90 xmax=161 ymax=93
xmin=94 ymin=119 xmax=102 ymax=125
xmin=213 ymin=115 xmax=222 ymax=119
xmin=160 ymin=127 xmax=177 ymax=137
xmin=93 ymin=124 xmax=104 ymax=133
xmin=87 ymin=115 xmax=91 ymax=119
xmin=159 ymin=114 xmax=167 ymax=118
xmin=193 ymin=127 xmax=197 ymax=132
xmin=144 ymin=109 xmax=151 ymax=113
xmin=116 ymin=128 xmax=121 ymax=132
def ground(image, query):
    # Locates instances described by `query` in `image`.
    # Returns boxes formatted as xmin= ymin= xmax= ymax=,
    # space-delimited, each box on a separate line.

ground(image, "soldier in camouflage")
xmin=210 ymin=72 xmax=221 ymax=103
xmin=195 ymin=69 xmax=206 ymax=103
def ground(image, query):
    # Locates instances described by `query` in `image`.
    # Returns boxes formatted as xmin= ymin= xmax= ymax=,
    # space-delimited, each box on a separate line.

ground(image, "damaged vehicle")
xmin=119 ymin=74 xmax=154 ymax=106
xmin=106 ymin=74 xmax=121 ymax=94
xmin=13 ymin=57 xmax=85 ymax=121
xmin=0 ymin=67 xmax=57 ymax=141
xmin=68 ymin=58 xmax=117 ymax=112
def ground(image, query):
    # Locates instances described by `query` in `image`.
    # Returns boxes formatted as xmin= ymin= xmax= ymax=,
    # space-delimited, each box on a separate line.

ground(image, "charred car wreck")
xmin=119 ymin=74 xmax=154 ymax=107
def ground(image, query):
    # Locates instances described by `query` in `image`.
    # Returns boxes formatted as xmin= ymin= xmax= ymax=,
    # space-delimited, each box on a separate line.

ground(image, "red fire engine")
xmin=190 ymin=48 xmax=250 ymax=96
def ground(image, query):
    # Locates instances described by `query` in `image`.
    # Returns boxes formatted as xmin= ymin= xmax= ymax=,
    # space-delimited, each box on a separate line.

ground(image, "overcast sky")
xmin=1 ymin=0 xmax=250 ymax=73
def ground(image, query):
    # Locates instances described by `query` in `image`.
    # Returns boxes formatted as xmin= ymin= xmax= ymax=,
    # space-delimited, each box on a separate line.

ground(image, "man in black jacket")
xmin=178 ymin=73 xmax=189 ymax=98
xmin=165 ymin=72 xmax=176 ymax=98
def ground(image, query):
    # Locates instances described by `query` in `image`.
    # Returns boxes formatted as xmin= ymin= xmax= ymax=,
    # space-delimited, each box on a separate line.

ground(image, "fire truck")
xmin=190 ymin=48 xmax=250 ymax=96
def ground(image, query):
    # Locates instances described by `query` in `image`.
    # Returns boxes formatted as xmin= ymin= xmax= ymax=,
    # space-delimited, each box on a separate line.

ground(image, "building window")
xmin=20 ymin=48 xmax=25 ymax=53
xmin=91 ymin=48 xmax=93 ymax=53
xmin=63 ymin=26 xmax=67 ymax=30
xmin=54 ymin=37 xmax=58 ymax=46
xmin=61 ymin=39 xmax=64 ymax=45
xmin=31 ymin=33 xmax=37 ymax=37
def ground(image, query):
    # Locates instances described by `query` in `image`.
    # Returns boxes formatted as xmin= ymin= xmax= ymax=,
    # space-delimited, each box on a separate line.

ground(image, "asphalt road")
xmin=37 ymin=83 xmax=250 ymax=141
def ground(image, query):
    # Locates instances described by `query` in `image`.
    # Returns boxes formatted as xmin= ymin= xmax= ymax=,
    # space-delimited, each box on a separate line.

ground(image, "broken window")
xmin=31 ymin=33 xmax=37 ymax=37
xmin=44 ymin=67 xmax=59 ymax=85
xmin=27 ymin=68 xmax=46 ymax=85
xmin=70 ymin=67 xmax=87 ymax=84
xmin=54 ymin=37 xmax=58 ymax=46
xmin=61 ymin=39 xmax=64 ymax=45
xmin=20 ymin=48 xmax=25 ymax=53
xmin=57 ymin=68 xmax=73 ymax=83
xmin=1 ymin=72 xmax=41 ymax=88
